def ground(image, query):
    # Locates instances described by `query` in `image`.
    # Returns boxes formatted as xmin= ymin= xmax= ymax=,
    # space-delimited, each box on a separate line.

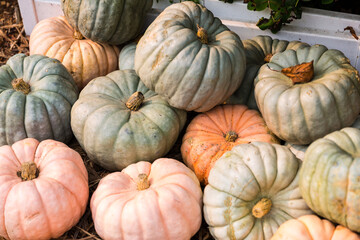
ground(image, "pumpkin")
xmin=0 ymin=138 xmax=89 ymax=240
xmin=299 ymin=127 xmax=360 ymax=233
xmin=134 ymin=1 xmax=246 ymax=112
xmin=181 ymin=104 xmax=278 ymax=185
xmin=61 ymin=0 xmax=153 ymax=45
xmin=0 ymin=54 xmax=78 ymax=146
xmin=91 ymin=158 xmax=202 ymax=240
xmin=71 ymin=69 xmax=187 ymax=171
xmin=226 ymin=35 xmax=309 ymax=109
xmin=204 ymin=142 xmax=312 ymax=240
xmin=255 ymin=44 xmax=360 ymax=145
xmin=30 ymin=16 xmax=120 ymax=90
xmin=271 ymin=215 xmax=360 ymax=240
xmin=119 ymin=42 xmax=136 ymax=70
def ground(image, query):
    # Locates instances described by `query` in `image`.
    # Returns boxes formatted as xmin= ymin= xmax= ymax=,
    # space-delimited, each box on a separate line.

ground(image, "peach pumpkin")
xmin=271 ymin=215 xmax=360 ymax=240
xmin=91 ymin=158 xmax=202 ymax=240
xmin=29 ymin=16 xmax=119 ymax=90
xmin=181 ymin=104 xmax=278 ymax=185
xmin=0 ymin=138 xmax=89 ymax=240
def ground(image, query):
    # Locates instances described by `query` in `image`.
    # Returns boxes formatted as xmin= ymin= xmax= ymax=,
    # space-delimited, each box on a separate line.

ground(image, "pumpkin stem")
xmin=264 ymin=53 xmax=273 ymax=63
xmin=197 ymin=24 xmax=208 ymax=44
xmin=281 ymin=60 xmax=314 ymax=84
xmin=12 ymin=78 xmax=30 ymax=94
xmin=137 ymin=173 xmax=150 ymax=190
xmin=252 ymin=198 xmax=272 ymax=218
xmin=126 ymin=92 xmax=144 ymax=111
xmin=17 ymin=162 xmax=39 ymax=181
xmin=225 ymin=131 xmax=238 ymax=142
xmin=73 ymin=29 xmax=84 ymax=40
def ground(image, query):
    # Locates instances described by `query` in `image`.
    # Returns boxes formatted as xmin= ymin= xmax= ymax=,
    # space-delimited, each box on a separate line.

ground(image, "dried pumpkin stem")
xmin=126 ymin=92 xmax=144 ymax=111
xmin=73 ymin=29 xmax=84 ymax=40
xmin=137 ymin=173 xmax=150 ymax=190
xmin=225 ymin=131 xmax=238 ymax=142
xmin=264 ymin=53 xmax=273 ymax=63
xmin=196 ymin=24 xmax=208 ymax=44
xmin=12 ymin=78 xmax=30 ymax=94
xmin=281 ymin=60 xmax=314 ymax=84
xmin=252 ymin=198 xmax=272 ymax=218
xmin=17 ymin=162 xmax=39 ymax=181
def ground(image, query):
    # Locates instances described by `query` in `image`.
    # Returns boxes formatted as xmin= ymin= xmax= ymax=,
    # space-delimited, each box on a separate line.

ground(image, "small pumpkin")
xmin=71 ymin=69 xmax=187 ymax=171
xmin=181 ymin=104 xmax=278 ymax=185
xmin=61 ymin=0 xmax=153 ymax=45
xmin=204 ymin=142 xmax=312 ymax=240
xmin=0 ymin=54 xmax=78 ymax=146
xmin=119 ymin=42 xmax=136 ymax=70
xmin=300 ymin=127 xmax=360 ymax=233
xmin=271 ymin=215 xmax=360 ymax=240
xmin=226 ymin=35 xmax=309 ymax=109
xmin=135 ymin=1 xmax=246 ymax=112
xmin=255 ymin=44 xmax=360 ymax=144
xmin=30 ymin=16 xmax=119 ymax=90
xmin=91 ymin=158 xmax=202 ymax=240
xmin=0 ymin=138 xmax=89 ymax=240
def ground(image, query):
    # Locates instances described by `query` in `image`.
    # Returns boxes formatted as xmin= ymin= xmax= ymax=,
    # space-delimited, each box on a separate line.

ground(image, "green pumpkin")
xmin=71 ymin=70 xmax=187 ymax=171
xmin=299 ymin=127 xmax=360 ymax=232
xmin=255 ymin=44 xmax=360 ymax=145
xmin=119 ymin=42 xmax=136 ymax=70
xmin=61 ymin=0 xmax=152 ymax=45
xmin=204 ymin=142 xmax=311 ymax=240
xmin=135 ymin=1 xmax=246 ymax=112
xmin=0 ymin=54 xmax=78 ymax=146
xmin=226 ymin=35 xmax=309 ymax=110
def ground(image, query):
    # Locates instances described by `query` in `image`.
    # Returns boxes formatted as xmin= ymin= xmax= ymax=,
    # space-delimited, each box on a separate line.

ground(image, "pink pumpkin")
xmin=91 ymin=158 xmax=203 ymax=240
xmin=0 ymin=138 xmax=89 ymax=240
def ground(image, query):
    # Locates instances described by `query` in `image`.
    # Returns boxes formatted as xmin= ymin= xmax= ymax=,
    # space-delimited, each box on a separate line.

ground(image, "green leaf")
xmin=321 ymin=0 xmax=333 ymax=4
xmin=247 ymin=0 xmax=282 ymax=11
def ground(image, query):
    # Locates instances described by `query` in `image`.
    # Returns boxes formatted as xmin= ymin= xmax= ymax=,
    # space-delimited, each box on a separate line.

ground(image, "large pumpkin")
xmin=135 ymin=1 xmax=246 ymax=112
xmin=30 ymin=16 xmax=119 ymax=90
xmin=91 ymin=158 xmax=202 ymax=240
xmin=300 ymin=127 xmax=360 ymax=233
xmin=71 ymin=69 xmax=187 ymax=171
xmin=204 ymin=142 xmax=312 ymax=240
xmin=0 ymin=54 xmax=78 ymax=146
xmin=181 ymin=104 xmax=278 ymax=185
xmin=271 ymin=215 xmax=359 ymax=240
xmin=119 ymin=42 xmax=136 ymax=70
xmin=61 ymin=0 xmax=153 ymax=45
xmin=0 ymin=138 xmax=89 ymax=240
xmin=226 ymin=35 xmax=309 ymax=109
xmin=255 ymin=44 xmax=360 ymax=145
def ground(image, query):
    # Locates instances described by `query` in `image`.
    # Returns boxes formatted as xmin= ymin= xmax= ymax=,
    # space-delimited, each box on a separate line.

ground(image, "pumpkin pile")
xmin=0 ymin=0 xmax=360 ymax=239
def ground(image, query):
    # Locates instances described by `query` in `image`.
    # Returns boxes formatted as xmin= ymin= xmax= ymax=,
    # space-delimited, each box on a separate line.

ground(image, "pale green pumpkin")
xmin=299 ymin=127 xmax=360 ymax=233
xmin=135 ymin=1 xmax=246 ymax=112
xmin=255 ymin=44 xmax=360 ymax=145
xmin=61 ymin=0 xmax=152 ymax=45
xmin=226 ymin=35 xmax=309 ymax=109
xmin=71 ymin=70 xmax=187 ymax=171
xmin=0 ymin=54 xmax=78 ymax=146
xmin=119 ymin=42 xmax=136 ymax=70
xmin=204 ymin=142 xmax=311 ymax=240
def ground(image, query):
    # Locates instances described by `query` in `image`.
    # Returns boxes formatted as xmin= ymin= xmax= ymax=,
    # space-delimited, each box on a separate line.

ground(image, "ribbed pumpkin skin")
xmin=226 ymin=35 xmax=309 ymax=109
xmin=300 ymin=127 xmax=360 ymax=233
xmin=135 ymin=1 xmax=246 ymax=112
xmin=30 ymin=16 xmax=119 ymax=90
xmin=255 ymin=45 xmax=360 ymax=145
xmin=71 ymin=70 xmax=187 ymax=171
xmin=271 ymin=215 xmax=359 ymax=240
xmin=0 ymin=138 xmax=89 ymax=240
xmin=61 ymin=0 xmax=152 ymax=45
xmin=0 ymin=54 xmax=78 ymax=146
xmin=91 ymin=158 xmax=203 ymax=240
xmin=204 ymin=142 xmax=312 ymax=240
xmin=181 ymin=104 xmax=278 ymax=185
xmin=119 ymin=42 xmax=136 ymax=70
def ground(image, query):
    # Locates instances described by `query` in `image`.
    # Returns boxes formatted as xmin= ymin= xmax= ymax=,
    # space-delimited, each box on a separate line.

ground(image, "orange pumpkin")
xmin=30 ymin=16 xmax=119 ymax=90
xmin=91 ymin=158 xmax=202 ymax=240
xmin=0 ymin=138 xmax=89 ymax=240
xmin=181 ymin=104 xmax=278 ymax=185
xmin=271 ymin=215 xmax=360 ymax=240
